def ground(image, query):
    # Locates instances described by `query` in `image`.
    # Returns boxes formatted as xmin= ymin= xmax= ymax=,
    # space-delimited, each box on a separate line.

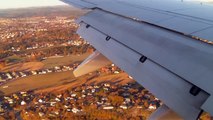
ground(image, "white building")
xmin=103 ymin=106 xmax=114 ymax=110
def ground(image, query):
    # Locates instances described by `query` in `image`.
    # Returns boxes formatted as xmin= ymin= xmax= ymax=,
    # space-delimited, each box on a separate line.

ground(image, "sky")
xmin=0 ymin=0 xmax=67 ymax=9
xmin=0 ymin=0 xmax=212 ymax=9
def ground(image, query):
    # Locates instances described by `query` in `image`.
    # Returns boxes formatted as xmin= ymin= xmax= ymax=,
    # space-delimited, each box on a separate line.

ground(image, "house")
xmin=54 ymin=111 xmax=59 ymax=115
xmin=64 ymin=105 xmax=69 ymax=108
xmin=65 ymin=97 xmax=71 ymax=101
xmin=5 ymin=73 xmax=12 ymax=79
xmin=19 ymin=72 xmax=26 ymax=77
xmin=148 ymin=104 xmax=157 ymax=110
xmin=20 ymin=92 xmax=27 ymax=97
xmin=55 ymin=97 xmax=61 ymax=102
xmin=82 ymin=90 xmax=85 ymax=93
xmin=12 ymin=72 xmax=18 ymax=77
xmin=72 ymin=108 xmax=80 ymax=113
xmin=97 ymin=101 xmax=103 ymax=105
xmin=46 ymin=69 xmax=52 ymax=73
xmin=54 ymin=66 xmax=60 ymax=70
xmin=39 ymin=112 xmax=44 ymax=117
xmin=48 ymin=113 xmax=56 ymax=117
xmin=21 ymin=101 xmax=26 ymax=105
xmin=128 ymin=76 xmax=133 ymax=79
xmin=38 ymin=99 xmax=43 ymax=103
xmin=20 ymin=92 xmax=27 ymax=94
xmin=120 ymin=105 xmax=128 ymax=110
xmin=50 ymin=102 xmax=56 ymax=106
xmin=101 ymin=97 xmax=108 ymax=101
xmin=103 ymin=87 xmax=109 ymax=91
xmin=104 ymin=83 xmax=110 ymax=87
xmin=67 ymin=108 xmax=72 ymax=112
xmin=103 ymin=106 xmax=114 ymax=110
xmin=91 ymin=89 xmax=96 ymax=93
xmin=71 ymin=93 xmax=76 ymax=97
xmin=124 ymin=98 xmax=131 ymax=103
xmin=137 ymin=106 xmax=143 ymax=109
xmin=31 ymin=71 xmax=37 ymax=75
xmin=8 ymin=99 xmax=13 ymax=105
xmin=41 ymin=70 xmax=47 ymax=74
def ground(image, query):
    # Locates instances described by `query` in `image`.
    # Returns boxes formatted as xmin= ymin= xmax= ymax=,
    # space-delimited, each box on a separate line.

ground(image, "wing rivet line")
xmin=190 ymin=85 xmax=201 ymax=96
xmin=139 ymin=56 xmax=147 ymax=63
xmin=86 ymin=24 xmax=90 ymax=28
xmin=106 ymin=36 xmax=111 ymax=41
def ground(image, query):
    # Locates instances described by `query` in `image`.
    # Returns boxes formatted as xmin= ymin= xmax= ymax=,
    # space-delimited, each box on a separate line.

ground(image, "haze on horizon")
xmin=0 ymin=0 xmax=213 ymax=10
xmin=0 ymin=0 xmax=67 ymax=9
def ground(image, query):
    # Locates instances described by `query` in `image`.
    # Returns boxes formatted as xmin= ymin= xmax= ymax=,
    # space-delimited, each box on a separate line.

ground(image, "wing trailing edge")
xmin=76 ymin=22 xmax=209 ymax=120
xmin=62 ymin=0 xmax=213 ymax=119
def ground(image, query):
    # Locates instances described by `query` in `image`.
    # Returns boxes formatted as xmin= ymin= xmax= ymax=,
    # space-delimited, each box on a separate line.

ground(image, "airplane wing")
xmin=61 ymin=0 xmax=213 ymax=119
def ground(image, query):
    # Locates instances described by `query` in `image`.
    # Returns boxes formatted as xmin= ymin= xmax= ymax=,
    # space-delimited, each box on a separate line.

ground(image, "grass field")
xmin=0 ymin=71 xmax=133 ymax=95
xmin=1 ymin=53 xmax=91 ymax=72
xmin=1 ymin=62 xmax=44 ymax=72
xmin=0 ymin=71 xmax=74 ymax=95
xmin=42 ymin=53 xmax=90 ymax=69
xmin=0 ymin=52 xmax=133 ymax=95
xmin=36 ymin=72 xmax=134 ymax=94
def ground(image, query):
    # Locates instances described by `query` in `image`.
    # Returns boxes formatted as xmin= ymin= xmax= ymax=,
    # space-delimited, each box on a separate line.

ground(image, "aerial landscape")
xmin=0 ymin=6 xmax=161 ymax=120
xmin=0 ymin=1 xmax=212 ymax=119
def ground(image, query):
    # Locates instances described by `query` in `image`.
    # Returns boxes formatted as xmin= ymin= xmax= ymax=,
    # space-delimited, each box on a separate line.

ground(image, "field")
xmin=1 ymin=62 xmax=44 ymax=72
xmin=0 ymin=53 xmax=96 ymax=95
xmin=0 ymin=71 xmax=74 ymax=95
xmin=42 ymin=53 xmax=91 ymax=69
xmin=0 ymin=71 xmax=133 ymax=95
xmin=1 ymin=53 xmax=90 ymax=72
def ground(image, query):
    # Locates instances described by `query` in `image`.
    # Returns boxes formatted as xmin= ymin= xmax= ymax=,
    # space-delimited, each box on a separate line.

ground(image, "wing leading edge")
xmin=61 ymin=0 xmax=213 ymax=119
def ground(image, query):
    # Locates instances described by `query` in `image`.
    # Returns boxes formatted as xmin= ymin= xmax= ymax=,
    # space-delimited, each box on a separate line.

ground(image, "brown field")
xmin=1 ymin=62 xmax=44 ymax=72
xmin=0 ymin=71 xmax=133 ymax=95
xmin=36 ymin=72 xmax=134 ymax=94
xmin=0 ymin=71 xmax=74 ymax=95
xmin=1 ymin=53 xmax=90 ymax=72
xmin=42 ymin=53 xmax=90 ymax=69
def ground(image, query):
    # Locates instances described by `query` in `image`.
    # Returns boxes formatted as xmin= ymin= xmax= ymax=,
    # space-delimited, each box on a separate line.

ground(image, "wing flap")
xmin=73 ymin=50 xmax=111 ymax=77
xmin=62 ymin=0 xmax=213 ymax=118
xmin=78 ymin=9 xmax=213 ymax=94
xmin=77 ymin=22 xmax=209 ymax=119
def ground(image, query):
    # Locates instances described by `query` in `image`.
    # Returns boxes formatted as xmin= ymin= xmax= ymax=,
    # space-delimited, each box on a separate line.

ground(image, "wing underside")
xmin=61 ymin=0 xmax=213 ymax=119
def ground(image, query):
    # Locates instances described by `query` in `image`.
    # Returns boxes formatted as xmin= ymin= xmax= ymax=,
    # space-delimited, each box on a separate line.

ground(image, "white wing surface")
xmin=61 ymin=0 xmax=213 ymax=119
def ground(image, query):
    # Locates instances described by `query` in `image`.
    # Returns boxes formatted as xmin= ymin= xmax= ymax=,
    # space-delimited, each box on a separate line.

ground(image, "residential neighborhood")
xmin=0 ymin=81 xmax=161 ymax=119
xmin=0 ymin=63 xmax=79 ymax=85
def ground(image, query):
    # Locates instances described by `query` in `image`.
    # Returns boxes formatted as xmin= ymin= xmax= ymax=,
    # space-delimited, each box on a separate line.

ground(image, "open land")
xmin=0 ymin=6 xmax=211 ymax=120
